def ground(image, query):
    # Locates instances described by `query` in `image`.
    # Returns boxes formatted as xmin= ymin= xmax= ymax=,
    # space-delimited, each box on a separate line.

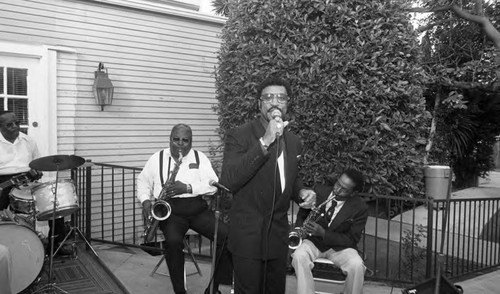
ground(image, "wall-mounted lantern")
xmin=93 ymin=62 xmax=114 ymax=111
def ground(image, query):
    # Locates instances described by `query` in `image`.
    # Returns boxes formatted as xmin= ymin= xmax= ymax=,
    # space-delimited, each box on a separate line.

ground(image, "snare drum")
xmin=0 ymin=210 xmax=45 ymax=293
xmin=9 ymin=183 xmax=40 ymax=214
xmin=33 ymin=179 xmax=79 ymax=221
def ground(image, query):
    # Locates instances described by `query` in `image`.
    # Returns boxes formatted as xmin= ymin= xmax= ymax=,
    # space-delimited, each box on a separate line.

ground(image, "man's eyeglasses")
xmin=172 ymin=137 xmax=191 ymax=144
xmin=1 ymin=121 xmax=21 ymax=128
xmin=260 ymin=93 xmax=289 ymax=103
xmin=333 ymin=181 xmax=354 ymax=194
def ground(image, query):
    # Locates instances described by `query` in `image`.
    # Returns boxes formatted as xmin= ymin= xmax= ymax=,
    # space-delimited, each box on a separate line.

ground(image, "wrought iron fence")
xmin=71 ymin=162 xmax=500 ymax=285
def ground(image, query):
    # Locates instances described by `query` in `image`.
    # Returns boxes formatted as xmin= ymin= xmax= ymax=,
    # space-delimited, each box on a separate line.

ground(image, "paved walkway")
xmin=94 ymin=171 xmax=500 ymax=293
xmin=94 ymin=242 xmax=405 ymax=294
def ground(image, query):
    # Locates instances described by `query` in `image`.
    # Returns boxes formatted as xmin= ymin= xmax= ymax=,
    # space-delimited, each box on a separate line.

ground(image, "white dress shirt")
xmin=325 ymin=192 xmax=346 ymax=227
xmin=0 ymin=132 xmax=40 ymax=175
xmin=137 ymin=148 xmax=218 ymax=204
xmin=278 ymin=151 xmax=285 ymax=192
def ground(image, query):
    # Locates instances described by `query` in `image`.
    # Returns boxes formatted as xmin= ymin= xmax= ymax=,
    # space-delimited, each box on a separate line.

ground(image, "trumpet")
xmin=143 ymin=150 xmax=183 ymax=243
xmin=288 ymin=194 xmax=337 ymax=249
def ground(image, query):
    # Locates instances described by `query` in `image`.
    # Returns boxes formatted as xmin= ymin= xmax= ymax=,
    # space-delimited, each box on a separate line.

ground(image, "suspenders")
xmin=159 ymin=150 xmax=199 ymax=184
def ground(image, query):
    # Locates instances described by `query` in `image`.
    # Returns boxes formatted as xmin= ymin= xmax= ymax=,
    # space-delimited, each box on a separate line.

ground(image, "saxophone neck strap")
xmin=159 ymin=149 xmax=199 ymax=185
xmin=159 ymin=150 xmax=171 ymax=185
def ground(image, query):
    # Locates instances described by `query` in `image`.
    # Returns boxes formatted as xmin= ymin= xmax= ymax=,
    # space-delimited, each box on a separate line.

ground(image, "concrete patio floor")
xmin=91 ymin=171 xmax=500 ymax=294
xmin=93 ymin=242 xmax=404 ymax=294
xmin=93 ymin=241 xmax=500 ymax=293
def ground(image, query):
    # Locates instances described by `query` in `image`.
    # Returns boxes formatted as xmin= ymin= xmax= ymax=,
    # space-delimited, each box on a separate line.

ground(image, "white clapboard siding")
xmin=0 ymin=0 xmax=226 ymax=243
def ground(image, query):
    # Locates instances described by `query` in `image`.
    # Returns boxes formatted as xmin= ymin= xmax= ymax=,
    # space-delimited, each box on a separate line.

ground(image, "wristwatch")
xmin=259 ymin=137 xmax=269 ymax=150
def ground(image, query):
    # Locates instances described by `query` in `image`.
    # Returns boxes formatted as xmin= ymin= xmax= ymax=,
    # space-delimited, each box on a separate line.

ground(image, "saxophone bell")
xmin=288 ymin=228 xmax=303 ymax=250
xmin=151 ymin=200 xmax=172 ymax=221
xmin=143 ymin=149 xmax=184 ymax=243
xmin=288 ymin=194 xmax=336 ymax=250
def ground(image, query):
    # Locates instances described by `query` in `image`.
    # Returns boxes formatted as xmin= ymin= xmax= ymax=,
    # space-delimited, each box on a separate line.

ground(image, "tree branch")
xmin=406 ymin=5 xmax=451 ymax=13
xmin=450 ymin=5 xmax=500 ymax=49
xmin=416 ymin=19 xmax=453 ymax=33
xmin=438 ymin=79 xmax=498 ymax=91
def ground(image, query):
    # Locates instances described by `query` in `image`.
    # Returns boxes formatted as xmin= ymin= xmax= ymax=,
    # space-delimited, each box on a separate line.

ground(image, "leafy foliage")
xmin=211 ymin=0 xmax=230 ymax=17
xmin=215 ymin=0 xmax=430 ymax=196
xmin=422 ymin=1 xmax=500 ymax=187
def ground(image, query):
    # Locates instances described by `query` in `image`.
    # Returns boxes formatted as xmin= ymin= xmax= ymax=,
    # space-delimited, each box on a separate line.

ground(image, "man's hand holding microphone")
xmin=260 ymin=108 xmax=289 ymax=148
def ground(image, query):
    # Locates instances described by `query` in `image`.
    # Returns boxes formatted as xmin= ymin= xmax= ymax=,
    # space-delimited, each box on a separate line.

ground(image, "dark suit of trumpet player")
xmin=137 ymin=124 xmax=232 ymax=294
xmin=220 ymin=76 xmax=316 ymax=294
xmin=291 ymin=169 xmax=368 ymax=294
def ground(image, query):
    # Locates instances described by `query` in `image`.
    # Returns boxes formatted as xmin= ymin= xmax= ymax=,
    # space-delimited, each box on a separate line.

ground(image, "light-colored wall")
xmin=0 ymin=0 xmax=225 ymax=242
xmin=0 ymin=0 xmax=224 ymax=167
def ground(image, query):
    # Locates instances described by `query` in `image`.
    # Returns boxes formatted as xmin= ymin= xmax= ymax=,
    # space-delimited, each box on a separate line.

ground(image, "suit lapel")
xmin=329 ymin=198 xmax=355 ymax=229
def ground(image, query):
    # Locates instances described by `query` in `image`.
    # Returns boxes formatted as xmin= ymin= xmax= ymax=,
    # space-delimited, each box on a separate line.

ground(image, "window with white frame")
xmin=0 ymin=66 xmax=29 ymax=134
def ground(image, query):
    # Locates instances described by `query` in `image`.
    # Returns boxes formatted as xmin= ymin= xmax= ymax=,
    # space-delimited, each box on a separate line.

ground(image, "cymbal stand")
xmin=54 ymin=214 xmax=98 ymax=257
xmin=34 ymin=164 xmax=68 ymax=294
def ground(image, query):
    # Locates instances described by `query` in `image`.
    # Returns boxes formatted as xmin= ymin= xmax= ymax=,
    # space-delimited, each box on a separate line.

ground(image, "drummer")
xmin=0 ymin=110 xmax=72 ymax=256
xmin=0 ymin=110 xmax=40 ymax=210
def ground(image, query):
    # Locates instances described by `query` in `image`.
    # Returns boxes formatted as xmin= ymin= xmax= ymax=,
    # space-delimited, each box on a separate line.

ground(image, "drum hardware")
xmin=0 ymin=169 xmax=43 ymax=190
xmin=29 ymin=154 xmax=85 ymax=294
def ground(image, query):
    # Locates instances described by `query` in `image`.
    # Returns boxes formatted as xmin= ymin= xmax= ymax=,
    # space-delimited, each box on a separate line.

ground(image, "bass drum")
xmin=0 ymin=214 xmax=45 ymax=293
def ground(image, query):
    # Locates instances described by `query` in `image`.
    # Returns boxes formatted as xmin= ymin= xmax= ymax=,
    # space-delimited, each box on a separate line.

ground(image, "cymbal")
xmin=29 ymin=155 xmax=85 ymax=171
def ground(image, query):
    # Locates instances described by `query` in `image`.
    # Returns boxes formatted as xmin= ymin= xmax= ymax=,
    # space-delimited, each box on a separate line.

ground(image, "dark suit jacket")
xmin=221 ymin=117 xmax=303 ymax=260
xmin=295 ymin=184 xmax=368 ymax=252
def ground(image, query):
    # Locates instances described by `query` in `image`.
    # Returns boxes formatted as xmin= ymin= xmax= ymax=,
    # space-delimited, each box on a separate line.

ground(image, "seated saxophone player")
xmin=137 ymin=123 xmax=232 ymax=294
xmin=291 ymin=168 xmax=368 ymax=294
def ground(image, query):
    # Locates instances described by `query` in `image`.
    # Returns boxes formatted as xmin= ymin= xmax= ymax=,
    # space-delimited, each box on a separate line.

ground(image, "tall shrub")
xmin=215 ymin=0 xmax=430 ymax=196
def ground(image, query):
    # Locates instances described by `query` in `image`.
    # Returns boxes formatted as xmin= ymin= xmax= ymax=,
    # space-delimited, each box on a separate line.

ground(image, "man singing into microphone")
xmin=221 ymin=76 xmax=316 ymax=293
xmin=137 ymin=124 xmax=232 ymax=294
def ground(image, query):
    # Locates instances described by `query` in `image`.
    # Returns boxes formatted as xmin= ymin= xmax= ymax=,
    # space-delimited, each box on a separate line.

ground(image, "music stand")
xmin=29 ymin=155 xmax=85 ymax=294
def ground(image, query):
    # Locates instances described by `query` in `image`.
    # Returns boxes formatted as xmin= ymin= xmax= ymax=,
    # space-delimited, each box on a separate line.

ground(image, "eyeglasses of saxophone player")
xmin=333 ymin=179 xmax=354 ymax=196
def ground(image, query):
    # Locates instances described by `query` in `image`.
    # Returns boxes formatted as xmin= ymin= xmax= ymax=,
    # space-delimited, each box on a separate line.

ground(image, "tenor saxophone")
xmin=143 ymin=150 xmax=183 ymax=243
xmin=288 ymin=193 xmax=337 ymax=249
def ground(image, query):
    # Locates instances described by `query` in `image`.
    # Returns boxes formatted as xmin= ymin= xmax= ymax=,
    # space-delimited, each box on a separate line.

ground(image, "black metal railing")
xmin=71 ymin=162 xmax=500 ymax=285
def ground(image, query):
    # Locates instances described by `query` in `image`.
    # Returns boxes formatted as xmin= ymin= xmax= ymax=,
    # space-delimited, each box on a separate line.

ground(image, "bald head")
xmin=169 ymin=124 xmax=192 ymax=159
xmin=0 ymin=111 xmax=20 ymax=143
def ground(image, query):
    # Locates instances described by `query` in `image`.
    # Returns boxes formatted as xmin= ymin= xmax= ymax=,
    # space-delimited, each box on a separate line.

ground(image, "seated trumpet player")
xmin=137 ymin=123 xmax=232 ymax=294
xmin=291 ymin=168 xmax=368 ymax=294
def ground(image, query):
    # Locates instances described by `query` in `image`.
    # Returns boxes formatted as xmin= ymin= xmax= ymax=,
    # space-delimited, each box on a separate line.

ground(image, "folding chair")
xmin=150 ymin=229 xmax=202 ymax=279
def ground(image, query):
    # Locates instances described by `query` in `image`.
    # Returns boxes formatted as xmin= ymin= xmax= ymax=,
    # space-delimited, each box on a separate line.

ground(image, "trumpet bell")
xmin=288 ymin=231 xmax=302 ymax=250
xmin=151 ymin=200 xmax=171 ymax=221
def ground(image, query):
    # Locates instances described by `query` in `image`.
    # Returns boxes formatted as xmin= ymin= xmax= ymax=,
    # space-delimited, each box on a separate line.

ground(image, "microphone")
xmin=271 ymin=109 xmax=282 ymax=120
xmin=209 ymin=180 xmax=231 ymax=192
xmin=271 ymin=109 xmax=283 ymax=137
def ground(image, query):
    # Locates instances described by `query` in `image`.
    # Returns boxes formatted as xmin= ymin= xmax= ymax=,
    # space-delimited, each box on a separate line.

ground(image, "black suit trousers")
xmin=159 ymin=196 xmax=232 ymax=294
xmin=232 ymin=251 xmax=288 ymax=294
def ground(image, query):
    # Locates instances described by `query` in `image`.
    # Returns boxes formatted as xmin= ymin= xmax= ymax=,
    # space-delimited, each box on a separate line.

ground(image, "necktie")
xmin=326 ymin=200 xmax=337 ymax=223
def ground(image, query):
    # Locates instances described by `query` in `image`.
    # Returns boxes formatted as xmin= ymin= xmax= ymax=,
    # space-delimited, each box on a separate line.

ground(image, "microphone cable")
xmin=262 ymin=134 xmax=281 ymax=294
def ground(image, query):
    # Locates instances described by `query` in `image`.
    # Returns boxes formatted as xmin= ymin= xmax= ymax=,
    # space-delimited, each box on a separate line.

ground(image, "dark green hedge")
xmin=215 ymin=0 xmax=430 ymax=196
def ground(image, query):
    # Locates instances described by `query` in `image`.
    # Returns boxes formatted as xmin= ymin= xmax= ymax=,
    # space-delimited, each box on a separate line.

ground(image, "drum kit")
xmin=0 ymin=154 xmax=87 ymax=294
